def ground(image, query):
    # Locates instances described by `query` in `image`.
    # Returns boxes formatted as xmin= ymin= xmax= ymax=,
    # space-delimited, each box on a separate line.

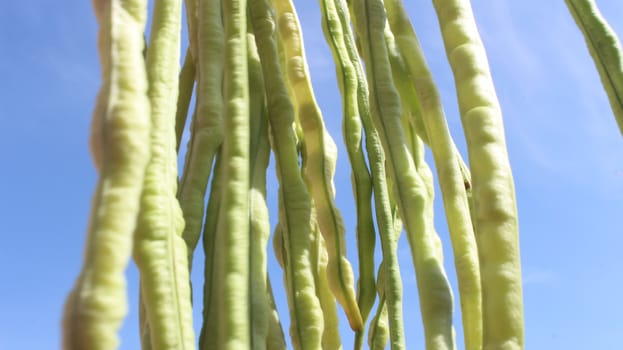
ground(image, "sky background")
xmin=1 ymin=0 xmax=622 ymax=349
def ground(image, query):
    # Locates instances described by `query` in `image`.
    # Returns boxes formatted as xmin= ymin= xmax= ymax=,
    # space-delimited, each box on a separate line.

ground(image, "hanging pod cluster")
xmin=63 ymin=0 xmax=534 ymax=349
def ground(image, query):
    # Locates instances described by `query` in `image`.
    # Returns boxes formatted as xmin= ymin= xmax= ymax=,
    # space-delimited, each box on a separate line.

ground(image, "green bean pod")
xmin=274 ymin=24 xmax=305 ymax=150
xmin=336 ymin=0 xmax=407 ymax=347
xmin=383 ymin=7 xmax=482 ymax=348
xmin=175 ymin=48 xmax=196 ymax=152
xmin=318 ymin=0 xmax=376 ymax=335
xmin=310 ymin=216 xmax=343 ymax=350
xmin=288 ymin=71 xmax=340 ymax=349
xmin=367 ymin=262 xmax=389 ymax=350
xmin=250 ymin=0 xmax=324 ymax=348
xmin=183 ymin=0 xmax=198 ymax=62
xmin=62 ymin=0 xmax=151 ymax=348
xmin=382 ymin=17 xmax=470 ymax=185
xmin=247 ymin=26 xmax=272 ymax=350
xmin=433 ymin=0 xmax=524 ymax=348
xmin=210 ymin=0 xmax=252 ymax=347
xmin=272 ymin=0 xmax=363 ymax=330
xmin=139 ymin=291 xmax=153 ymax=350
xmin=266 ymin=278 xmax=287 ymax=350
xmin=350 ymin=1 xmax=456 ymax=349
xmin=198 ymin=150 xmax=223 ymax=350
xmin=177 ymin=0 xmax=224 ymax=267
xmin=381 ymin=20 xmax=428 ymax=146
xmin=131 ymin=0 xmax=196 ymax=348
xmin=566 ymin=0 xmax=623 ymax=135
xmin=368 ymin=298 xmax=389 ymax=350
xmin=399 ymin=97 xmax=419 ymax=168
xmin=368 ymin=196 xmax=404 ymax=350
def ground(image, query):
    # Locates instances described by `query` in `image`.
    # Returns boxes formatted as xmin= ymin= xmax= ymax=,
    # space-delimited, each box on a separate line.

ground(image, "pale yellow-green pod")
xmin=247 ymin=26 xmax=272 ymax=350
xmin=368 ymin=262 xmax=389 ymax=350
xmin=350 ymin=0 xmax=456 ymax=348
xmin=177 ymin=0 xmax=224 ymax=267
xmin=62 ymin=0 xmax=151 ymax=348
xmin=318 ymin=0 xmax=376 ymax=342
xmin=433 ymin=0 xmax=524 ymax=348
xmin=266 ymin=278 xmax=287 ymax=350
xmin=175 ymin=48 xmax=195 ymax=152
xmin=338 ymin=0 xmax=407 ymax=347
xmin=383 ymin=8 xmax=482 ymax=349
xmin=198 ymin=150 xmax=223 ymax=350
xmin=566 ymin=0 xmax=623 ymax=135
xmin=272 ymin=0 xmax=363 ymax=331
xmin=310 ymin=216 xmax=342 ymax=350
xmin=132 ymin=0 xmax=195 ymax=348
xmin=250 ymin=0 xmax=324 ymax=347
xmin=210 ymin=0 xmax=252 ymax=348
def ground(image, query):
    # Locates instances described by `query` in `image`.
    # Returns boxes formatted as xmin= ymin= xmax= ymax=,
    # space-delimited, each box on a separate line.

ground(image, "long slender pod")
xmin=566 ymin=0 xmax=623 ymax=135
xmin=183 ymin=0 xmax=198 ymax=62
xmin=432 ymin=0 xmax=524 ymax=348
xmin=367 ymin=195 xmax=403 ymax=350
xmin=383 ymin=7 xmax=482 ymax=348
xmin=310 ymin=216 xmax=343 ymax=350
xmin=211 ymin=0 xmax=251 ymax=347
xmin=180 ymin=0 xmax=198 ymax=163
xmin=399 ymin=90 xmax=420 ymax=167
xmin=335 ymin=0 xmax=407 ymax=347
xmin=368 ymin=301 xmax=389 ymax=350
xmin=383 ymin=16 xmax=471 ymax=173
xmin=250 ymin=0 xmax=324 ymax=348
xmin=139 ymin=291 xmax=153 ymax=350
xmin=383 ymin=17 xmax=472 ymax=196
xmin=350 ymin=0 xmax=456 ymax=349
xmin=175 ymin=48 xmax=196 ymax=152
xmin=409 ymin=118 xmax=457 ymax=350
xmin=266 ymin=277 xmax=287 ymax=350
xmin=368 ymin=272 xmax=389 ymax=350
xmin=131 ymin=0 xmax=196 ymax=347
xmin=382 ymin=21 xmax=429 ymax=146
xmin=247 ymin=26 xmax=272 ymax=350
xmin=318 ymin=0 xmax=376 ymax=336
xmin=272 ymin=0 xmax=363 ymax=330
xmin=381 ymin=9 xmax=473 ymax=204
xmin=198 ymin=150 xmax=223 ymax=349
xmin=62 ymin=0 xmax=151 ymax=348
xmin=177 ymin=0 xmax=224 ymax=267
xmin=290 ymin=80 xmax=339 ymax=349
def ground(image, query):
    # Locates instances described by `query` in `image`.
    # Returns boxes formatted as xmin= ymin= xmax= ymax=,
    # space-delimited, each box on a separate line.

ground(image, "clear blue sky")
xmin=1 ymin=0 xmax=622 ymax=349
